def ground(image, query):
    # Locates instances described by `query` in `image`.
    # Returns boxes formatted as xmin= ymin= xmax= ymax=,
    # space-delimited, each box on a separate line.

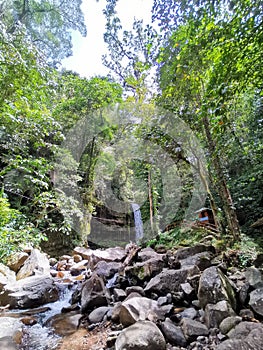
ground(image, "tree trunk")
xmin=148 ymin=169 xmax=154 ymax=232
xmin=203 ymin=115 xmax=240 ymax=242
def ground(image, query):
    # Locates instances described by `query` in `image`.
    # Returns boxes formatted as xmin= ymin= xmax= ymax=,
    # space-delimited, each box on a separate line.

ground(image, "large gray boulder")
xmin=204 ymin=300 xmax=236 ymax=328
xmin=119 ymin=296 xmax=171 ymax=326
xmin=216 ymin=323 xmax=263 ymax=350
xmin=16 ymin=249 xmax=50 ymax=280
xmin=144 ymin=266 xmax=199 ymax=295
xmin=248 ymin=287 xmax=263 ymax=316
xmin=198 ymin=266 xmax=236 ymax=309
xmin=174 ymin=244 xmax=215 ymax=260
xmin=115 ymin=321 xmax=166 ymax=350
xmin=0 ymin=275 xmax=59 ymax=309
xmin=80 ymin=273 xmax=109 ymax=313
xmin=160 ymin=318 xmax=187 ymax=347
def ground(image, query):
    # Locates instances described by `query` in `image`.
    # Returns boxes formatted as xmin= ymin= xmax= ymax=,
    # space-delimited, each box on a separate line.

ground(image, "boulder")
xmin=115 ymin=320 xmax=166 ymax=350
xmin=180 ymin=317 xmax=209 ymax=341
xmin=69 ymin=260 xmax=89 ymax=276
xmin=204 ymin=300 xmax=236 ymax=328
xmin=245 ymin=267 xmax=263 ymax=288
xmin=219 ymin=316 xmax=242 ymax=335
xmin=80 ymin=273 xmax=109 ymax=313
xmin=0 ymin=317 xmax=23 ymax=341
xmin=6 ymin=252 xmax=29 ymax=273
xmin=73 ymin=246 xmax=126 ymax=265
xmin=174 ymin=244 xmax=215 ymax=260
xmin=227 ymin=321 xmax=263 ymax=339
xmin=144 ymin=266 xmax=200 ymax=296
xmin=180 ymin=252 xmax=212 ymax=271
xmin=216 ymin=324 xmax=263 ymax=350
xmin=94 ymin=260 xmax=122 ymax=279
xmin=198 ymin=266 xmax=236 ymax=309
xmin=0 ymin=263 xmax=16 ymax=290
xmin=88 ymin=306 xmax=111 ymax=324
xmin=16 ymin=249 xmax=50 ymax=280
xmin=0 ymin=275 xmax=59 ymax=309
xmin=137 ymin=247 xmax=164 ymax=262
xmin=124 ymin=257 xmax=166 ymax=282
xmin=160 ymin=318 xmax=187 ymax=347
xmin=119 ymin=296 xmax=171 ymax=326
xmin=248 ymin=288 xmax=263 ymax=316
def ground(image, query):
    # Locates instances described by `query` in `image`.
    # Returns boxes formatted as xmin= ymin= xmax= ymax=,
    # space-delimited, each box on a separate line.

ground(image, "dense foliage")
xmin=0 ymin=0 xmax=262 ymax=259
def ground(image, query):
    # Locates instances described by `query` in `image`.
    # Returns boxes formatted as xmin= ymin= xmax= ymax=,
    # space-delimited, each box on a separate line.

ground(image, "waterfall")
xmin=131 ymin=203 xmax=144 ymax=243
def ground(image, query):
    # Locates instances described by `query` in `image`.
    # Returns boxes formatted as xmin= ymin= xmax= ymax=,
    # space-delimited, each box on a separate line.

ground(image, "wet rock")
xmin=245 ymin=267 xmax=263 ymax=288
xmin=69 ymin=260 xmax=89 ymax=276
xmin=144 ymin=266 xmax=200 ymax=296
xmin=46 ymin=312 xmax=82 ymax=336
xmin=248 ymin=287 xmax=263 ymax=316
xmin=180 ymin=317 xmax=209 ymax=341
xmin=0 ymin=317 xmax=23 ymax=340
xmin=204 ymin=300 xmax=236 ymax=328
xmin=115 ymin=320 xmax=166 ymax=350
xmin=160 ymin=318 xmax=187 ymax=347
xmin=219 ymin=316 xmax=242 ymax=334
xmin=88 ymin=306 xmax=111 ymax=324
xmin=198 ymin=266 xmax=236 ymax=309
xmin=80 ymin=273 xmax=109 ymax=313
xmin=0 ymin=336 xmax=19 ymax=350
xmin=16 ymin=249 xmax=50 ymax=280
xmin=0 ymin=275 xmax=59 ymax=309
xmin=21 ymin=316 xmax=38 ymax=326
xmin=7 ymin=252 xmax=29 ymax=273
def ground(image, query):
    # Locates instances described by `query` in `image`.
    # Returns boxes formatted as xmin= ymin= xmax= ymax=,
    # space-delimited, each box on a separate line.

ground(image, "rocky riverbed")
xmin=0 ymin=243 xmax=263 ymax=349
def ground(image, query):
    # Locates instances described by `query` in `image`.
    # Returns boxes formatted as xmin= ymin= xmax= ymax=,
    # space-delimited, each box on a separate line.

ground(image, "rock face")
xmin=0 ymin=275 xmax=59 ymax=308
xmin=198 ymin=266 xmax=236 ymax=309
xmin=115 ymin=321 xmax=166 ymax=350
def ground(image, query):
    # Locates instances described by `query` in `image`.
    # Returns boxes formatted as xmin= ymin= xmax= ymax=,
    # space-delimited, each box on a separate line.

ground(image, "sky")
xmin=62 ymin=0 xmax=153 ymax=78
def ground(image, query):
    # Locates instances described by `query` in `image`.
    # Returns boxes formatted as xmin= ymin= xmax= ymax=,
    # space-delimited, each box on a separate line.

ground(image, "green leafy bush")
xmin=0 ymin=193 xmax=46 ymax=262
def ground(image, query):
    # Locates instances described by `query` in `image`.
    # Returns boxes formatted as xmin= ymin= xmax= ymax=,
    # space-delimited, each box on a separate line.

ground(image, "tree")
xmin=0 ymin=0 xmax=87 ymax=64
xmin=103 ymin=3 xmax=160 ymax=102
xmin=154 ymin=0 xmax=263 ymax=241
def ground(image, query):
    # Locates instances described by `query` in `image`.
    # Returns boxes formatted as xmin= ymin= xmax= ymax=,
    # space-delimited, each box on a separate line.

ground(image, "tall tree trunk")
xmin=203 ymin=115 xmax=240 ymax=242
xmin=148 ymin=169 xmax=154 ymax=232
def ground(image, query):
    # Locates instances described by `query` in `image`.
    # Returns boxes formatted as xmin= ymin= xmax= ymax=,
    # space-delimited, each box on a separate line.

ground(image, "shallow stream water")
xmin=19 ymin=284 xmax=76 ymax=350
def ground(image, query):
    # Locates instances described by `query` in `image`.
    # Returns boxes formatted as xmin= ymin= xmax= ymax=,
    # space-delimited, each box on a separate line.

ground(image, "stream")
xmin=19 ymin=284 xmax=76 ymax=350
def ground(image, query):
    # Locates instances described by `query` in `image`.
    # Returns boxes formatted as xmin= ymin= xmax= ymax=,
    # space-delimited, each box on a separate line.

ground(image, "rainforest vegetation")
xmin=0 ymin=0 xmax=262 ymax=262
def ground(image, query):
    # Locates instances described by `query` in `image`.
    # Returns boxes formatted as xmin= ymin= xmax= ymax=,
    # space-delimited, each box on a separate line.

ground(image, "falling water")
xmin=131 ymin=203 xmax=144 ymax=243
